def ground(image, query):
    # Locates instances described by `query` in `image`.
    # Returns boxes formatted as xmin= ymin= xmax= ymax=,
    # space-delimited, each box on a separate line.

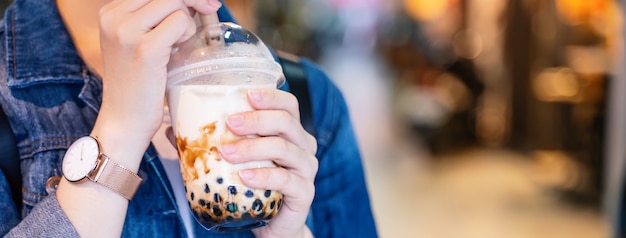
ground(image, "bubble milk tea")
xmin=166 ymin=74 xmax=283 ymax=231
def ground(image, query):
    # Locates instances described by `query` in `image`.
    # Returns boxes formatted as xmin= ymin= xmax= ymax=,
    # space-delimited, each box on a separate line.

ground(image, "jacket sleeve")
xmin=2 ymin=190 xmax=80 ymax=237
xmin=301 ymin=59 xmax=378 ymax=238
xmin=0 ymin=170 xmax=20 ymax=236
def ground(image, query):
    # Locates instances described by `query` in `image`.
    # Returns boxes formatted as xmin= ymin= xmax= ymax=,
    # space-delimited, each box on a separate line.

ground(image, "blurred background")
xmin=2 ymin=0 xmax=626 ymax=237
xmin=220 ymin=0 xmax=626 ymax=237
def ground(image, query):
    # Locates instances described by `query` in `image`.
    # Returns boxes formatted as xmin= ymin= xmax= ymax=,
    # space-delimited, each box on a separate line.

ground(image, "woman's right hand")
xmin=93 ymin=0 xmax=222 ymax=171
xmin=57 ymin=1 xmax=222 ymax=237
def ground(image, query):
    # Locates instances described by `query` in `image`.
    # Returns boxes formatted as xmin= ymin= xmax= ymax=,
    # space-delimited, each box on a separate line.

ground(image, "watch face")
xmin=62 ymin=136 xmax=100 ymax=182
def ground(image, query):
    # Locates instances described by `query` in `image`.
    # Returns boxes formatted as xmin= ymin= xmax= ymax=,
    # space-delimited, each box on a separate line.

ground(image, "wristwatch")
xmin=62 ymin=136 xmax=142 ymax=200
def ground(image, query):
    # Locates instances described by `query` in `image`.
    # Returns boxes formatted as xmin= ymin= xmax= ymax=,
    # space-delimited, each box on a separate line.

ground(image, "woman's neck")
xmin=56 ymin=0 xmax=109 ymax=77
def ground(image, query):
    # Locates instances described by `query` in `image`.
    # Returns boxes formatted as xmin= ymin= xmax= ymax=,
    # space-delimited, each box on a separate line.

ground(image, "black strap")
xmin=0 ymin=104 xmax=21 ymax=210
xmin=276 ymin=51 xmax=316 ymax=137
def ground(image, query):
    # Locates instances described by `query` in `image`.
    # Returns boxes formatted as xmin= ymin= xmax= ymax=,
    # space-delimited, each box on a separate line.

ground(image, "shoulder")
xmin=300 ymin=58 xmax=348 ymax=114
xmin=300 ymin=58 xmax=350 ymax=118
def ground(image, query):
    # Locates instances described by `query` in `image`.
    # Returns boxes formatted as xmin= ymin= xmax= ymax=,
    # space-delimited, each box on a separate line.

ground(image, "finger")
xmin=99 ymin=1 xmax=193 ymax=47
xmin=226 ymin=110 xmax=316 ymax=154
xmin=105 ymin=0 xmax=151 ymax=13
xmin=247 ymin=89 xmax=300 ymax=121
xmin=185 ymin=0 xmax=223 ymax=14
xmin=98 ymin=0 xmax=151 ymax=34
xmin=220 ymin=137 xmax=318 ymax=179
xmin=238 ymin=167 xmax=314 ymax=213
xmin=143 ymin=10 xmax=194 ymax=50
xmin=129 ymin=0 xmax=191 ymax=32
xmin=241 ymin=167 xmax=315 ymax=237
xmin=239 ymin=167 xmax=313 ymax=234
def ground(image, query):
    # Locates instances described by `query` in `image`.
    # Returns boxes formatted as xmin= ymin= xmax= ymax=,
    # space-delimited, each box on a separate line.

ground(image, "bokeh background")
xmin=2 ymin=0 xmax=626 ymax=237
xmin=221 ymin=0 xmax=624 ymax=237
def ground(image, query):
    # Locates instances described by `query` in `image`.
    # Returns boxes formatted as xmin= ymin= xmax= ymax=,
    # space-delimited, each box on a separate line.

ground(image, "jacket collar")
xmin=5 ymin=0 xmax=87 ymax=89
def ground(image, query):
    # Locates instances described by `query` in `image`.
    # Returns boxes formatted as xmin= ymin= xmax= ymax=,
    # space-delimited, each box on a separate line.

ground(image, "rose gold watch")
xmin=62 ymin=136 xmax=142 ymax=200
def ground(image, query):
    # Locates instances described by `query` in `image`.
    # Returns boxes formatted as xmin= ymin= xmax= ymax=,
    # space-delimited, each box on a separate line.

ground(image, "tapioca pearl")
xmin=228 ymin=185 xmax=237 ymax=195
xmin=242 ymin=212 xmax=252 ymax=220
xmin=190 ymin=192 xmax=195 ymax=201
xmin=265 ymin=213 xmax=273 ymax=220
xmin=277 ymin=199 xmax=283 ymax=210
xmin=226 ymin=203 xmax=238 ymax=213
xmin=269 ymin=201 xmax=276 ymax=210
xmin=204 ymin=184 xmax=210 ymax=193
xmin=264 ymin=190 xmax=271 ymax=198
xmin=257 ymin=212 xmax=266 ymax=219
xmin=198 ymin=199 xmax=207 ymax=207
xmin=214 ymin=193 xmax=222 ymax=203
xmin=217 ymin=177 xmax=223 ymax=184
xmin=245 ymin=190 xmax=254 ymax=198
xmin=252 ymin=199 xmax=263 ymax=212
xmin=212 ymin=205 xmax=223 ymax=217
xmin=226 ymin=216 xmax=234 ymax=222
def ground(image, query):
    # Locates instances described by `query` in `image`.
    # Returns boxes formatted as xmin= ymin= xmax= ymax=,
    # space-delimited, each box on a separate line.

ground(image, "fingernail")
xmin=227 ymin=114 xmax=244 ymax=127
xmin=208 ymin=0 xmax=222 ymax=8
xmin=220 ymin=144 xmax=236 ymax=155
xmin=239 ymin=170 xmax=254 ymax=180
xmin=248 ymin=90 xmax=262 ymax=102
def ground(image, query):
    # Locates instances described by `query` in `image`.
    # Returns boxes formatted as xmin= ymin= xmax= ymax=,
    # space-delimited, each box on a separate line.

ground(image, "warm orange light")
xmin=555 ymin=0 xmax=607 ymax=25
xmin=404 ymin=0 xmax=451 ymax=21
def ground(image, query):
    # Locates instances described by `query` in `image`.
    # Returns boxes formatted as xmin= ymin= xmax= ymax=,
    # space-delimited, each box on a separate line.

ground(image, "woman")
xmin=0 ymin=0 xmax=377 ymax=237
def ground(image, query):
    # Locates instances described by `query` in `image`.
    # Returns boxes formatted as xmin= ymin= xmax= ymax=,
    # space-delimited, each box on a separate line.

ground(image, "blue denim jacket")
xmin=0 ymin=0 xmax=378 ymax=237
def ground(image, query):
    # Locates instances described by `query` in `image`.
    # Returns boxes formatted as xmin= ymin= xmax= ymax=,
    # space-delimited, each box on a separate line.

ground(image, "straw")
xmin=198 ymin=13 xmax=223 ymax=45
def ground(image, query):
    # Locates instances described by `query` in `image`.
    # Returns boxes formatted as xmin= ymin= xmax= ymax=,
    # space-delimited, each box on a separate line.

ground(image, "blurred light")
xmin=555 ymin=0 xmax=608 ymax=25
xmin=533 ymin=67 xmax=581 ymax=102
xmin=566 ymin=46 xmax=608 ymax=75
xmin=404 ymin=0 xmax=452 ymax=21
xmin=452 ymin=29 xmax=484 ymax=59
xmin=476 ymin=93 xmax=507 ymax=145
xmin=533 ymin=150 xmax=588 ymax=193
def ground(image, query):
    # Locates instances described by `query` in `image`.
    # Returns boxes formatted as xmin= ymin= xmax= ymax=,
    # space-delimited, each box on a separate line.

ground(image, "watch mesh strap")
xmin=91 ymin=155 xmax=143 ymax=200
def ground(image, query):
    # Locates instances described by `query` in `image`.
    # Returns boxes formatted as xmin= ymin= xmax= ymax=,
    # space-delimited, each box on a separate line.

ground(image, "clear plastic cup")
xmin=166 ymin=16 xmax=285 ymax=232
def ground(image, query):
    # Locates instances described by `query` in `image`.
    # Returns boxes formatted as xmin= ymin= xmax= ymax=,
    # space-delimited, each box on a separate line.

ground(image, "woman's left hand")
xmin=221 ymin=89 xmax=318 ymax=238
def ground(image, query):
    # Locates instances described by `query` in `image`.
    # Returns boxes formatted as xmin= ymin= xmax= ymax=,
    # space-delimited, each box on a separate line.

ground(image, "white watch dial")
xmin=62 ymin=136 xmax=100 ymax=182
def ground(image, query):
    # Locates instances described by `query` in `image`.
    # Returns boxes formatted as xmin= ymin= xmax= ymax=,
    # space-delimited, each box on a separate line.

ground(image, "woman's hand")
xmin=56 ymin=1 xmax=221 ymax=237
xmin=221 ymin=89 xmax=318 ymax=238
xmin=93 ymin=0 xmax=222 ymax=171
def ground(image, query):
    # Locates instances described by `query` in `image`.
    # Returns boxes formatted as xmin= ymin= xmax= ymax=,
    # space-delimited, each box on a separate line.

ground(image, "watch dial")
xmin=62 ymin=137 xmax=100 ymax=182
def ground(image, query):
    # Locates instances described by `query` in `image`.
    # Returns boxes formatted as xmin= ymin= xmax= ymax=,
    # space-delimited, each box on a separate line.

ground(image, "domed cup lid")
xmin=167 ymin=15 xmax=284 ymax=88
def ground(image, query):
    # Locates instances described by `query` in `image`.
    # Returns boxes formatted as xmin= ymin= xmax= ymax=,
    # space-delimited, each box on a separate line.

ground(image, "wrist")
xmin=90 ymin=122 xmax=151 ymax=172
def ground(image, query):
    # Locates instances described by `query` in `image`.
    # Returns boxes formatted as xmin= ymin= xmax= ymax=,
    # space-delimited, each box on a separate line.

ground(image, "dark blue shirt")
xmin=0 ymin=0 xmax=378 ymax=237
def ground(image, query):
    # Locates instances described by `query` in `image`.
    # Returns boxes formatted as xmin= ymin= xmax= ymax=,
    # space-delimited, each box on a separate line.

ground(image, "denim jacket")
xmin=0 ymin=0 xmax=377 ymax=237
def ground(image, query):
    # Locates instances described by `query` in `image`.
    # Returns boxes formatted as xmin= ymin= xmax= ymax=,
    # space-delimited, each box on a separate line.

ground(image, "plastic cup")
xmin=166 ymin=18 xmax=285 ymax=232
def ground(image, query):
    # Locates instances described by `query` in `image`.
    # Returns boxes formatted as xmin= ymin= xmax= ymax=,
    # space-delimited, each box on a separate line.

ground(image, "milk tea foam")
xmin=166 ymin=72 xmax=284 ymax=229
